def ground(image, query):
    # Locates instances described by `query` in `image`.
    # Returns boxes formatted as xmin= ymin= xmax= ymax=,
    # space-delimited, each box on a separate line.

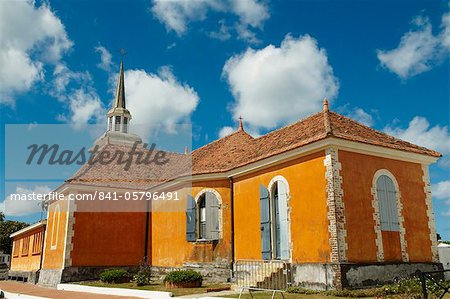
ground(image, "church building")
xmin=10 ymin=62 xmax=443 ymax=290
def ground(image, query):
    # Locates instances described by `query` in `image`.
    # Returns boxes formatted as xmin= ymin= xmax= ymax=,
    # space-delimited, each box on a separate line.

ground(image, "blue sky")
xmin=0 ymin=0 xmax=449 ymax=239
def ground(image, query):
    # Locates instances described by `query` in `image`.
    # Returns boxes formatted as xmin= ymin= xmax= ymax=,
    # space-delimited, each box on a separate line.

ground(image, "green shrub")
xmin=287 ymin=287 xmax=319 ymax=295
xmin=99 ymin=269 xmax=130 ymax=283
xmin=134 ymin=261 xmax=152 ymax=286
xmin=289 ymin=277 xmax=450 ymax=298
xmin=164 ymin=270 xmax=202 ymax=284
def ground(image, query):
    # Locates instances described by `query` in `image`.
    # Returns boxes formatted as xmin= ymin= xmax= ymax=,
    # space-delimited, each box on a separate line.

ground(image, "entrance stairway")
xmin=234 ymin=260 xmax=291 ymax=290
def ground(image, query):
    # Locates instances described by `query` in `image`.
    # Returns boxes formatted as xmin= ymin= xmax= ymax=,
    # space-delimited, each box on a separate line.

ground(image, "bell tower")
xmin=107 ymin=61 xmax=132 ymax=133
xmin=96 ymin=59 xmax=142 ymax=147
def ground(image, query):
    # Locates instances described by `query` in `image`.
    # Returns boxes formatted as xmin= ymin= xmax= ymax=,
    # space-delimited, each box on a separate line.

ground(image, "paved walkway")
xmin=0 ymin=281 xmax=138 ymax=299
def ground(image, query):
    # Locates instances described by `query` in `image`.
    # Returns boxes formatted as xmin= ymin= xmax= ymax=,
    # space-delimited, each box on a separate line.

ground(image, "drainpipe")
xmin=144 ymin=199 xmax=151 ymax=264
xmin=229 ymin=177 xmax=235 ymax=279
xmin=38 ymin=225 xmax=46 ymax=283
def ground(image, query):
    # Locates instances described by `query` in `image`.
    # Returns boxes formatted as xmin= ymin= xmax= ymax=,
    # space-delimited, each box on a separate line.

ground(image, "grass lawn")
xmin=77 ymin=281 xmax=232 ymax=296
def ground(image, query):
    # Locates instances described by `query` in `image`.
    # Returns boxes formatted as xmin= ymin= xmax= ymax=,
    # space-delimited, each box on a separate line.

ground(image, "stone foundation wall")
xmin=341 ymin=262 xmax=443 ymax=288
xmin=152 ymin=262 xmax=232 ymax=284
xmin=61 ymin=266 xmax=139 ymax=283
xmin=37 ymin=262 xmax=230 ymax=287
xmin=292 ymin=262 xmax=444 ymax=290
xmin=38 ymin=269 xmax=62 ymax=287
xmin=291 ymin=263 xmax=338 ymax=290
xmin=8 ymin=270 xmax=40 ymax=284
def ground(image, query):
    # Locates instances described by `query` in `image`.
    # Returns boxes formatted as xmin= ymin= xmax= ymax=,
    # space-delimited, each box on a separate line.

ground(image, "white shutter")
xmin=206 ymin=192 xmax=220 ymax=240
xmin=377 ymin=175 xmax=400 ymax=232
xmin=277 ymin=181 xmax=290 ymax=260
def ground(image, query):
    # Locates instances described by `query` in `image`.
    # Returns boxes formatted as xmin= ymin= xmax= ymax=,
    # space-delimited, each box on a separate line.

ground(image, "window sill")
xmin=193 ymin=239 xmax=219 ymax=244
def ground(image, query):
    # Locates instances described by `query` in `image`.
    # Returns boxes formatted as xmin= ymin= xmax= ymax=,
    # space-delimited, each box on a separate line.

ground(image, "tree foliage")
xmin=0 ymin=213 xmax=29 ymax=254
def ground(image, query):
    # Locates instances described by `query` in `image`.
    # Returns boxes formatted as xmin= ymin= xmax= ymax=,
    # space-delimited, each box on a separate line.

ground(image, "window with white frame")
xmin=376 ymin=174 xmax=400 ymax=231
xmin=186 ymin=191 xmax=221 ymax=241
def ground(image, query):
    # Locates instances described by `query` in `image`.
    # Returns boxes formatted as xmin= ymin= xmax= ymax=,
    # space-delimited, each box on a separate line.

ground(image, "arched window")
xmin=260 ymin=176 xmax=290 ymax=260
xmin=376 ymin=174 xmax=400 ymax=231
xmin=115 ymin=116 xmax=121 ymax=131
xmin=186 ymin=190 xmax=221 ymax=241
xmin=123 ymin=117 xmax=128 ymax=133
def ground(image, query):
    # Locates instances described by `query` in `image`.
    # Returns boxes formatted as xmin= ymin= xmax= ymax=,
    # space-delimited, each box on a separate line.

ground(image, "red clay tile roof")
xmin=68 ymin=144 xmax=191 ymax=189
xmin=67 ymin=109 xmax=441 ymax=189
xmin=328 ymin=112 xmax=441 ymax=158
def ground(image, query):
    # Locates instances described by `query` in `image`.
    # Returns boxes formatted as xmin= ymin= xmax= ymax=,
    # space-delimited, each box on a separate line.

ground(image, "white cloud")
xmin=432 ymin=181 xmax=450 ymax=203
xmin=348 ymin=107 xmax=375 ymax=127
xmin=222 ymin=34 xmax=339 ymax=133
xmin=377 ymin=13 xmax=450 ymax=79
xmin=440 ymin=12 xmax=450 ymax=49
xmin=151 ymin=0 xmax=268 ymax=42
xmin=229 ymin=0 xmax=268 ymax=28
xmin=3 ymin=185 xmax=51 ymax=217
xmin=209 ymin=20 xmax=232 ymax=41
xmin=124 ymin=66 xmax=199 ymax=137
xmin=384 ymin=116 xmax=450 ymax=167
xmin=67 ymin=89 xmax=105 ymax=130
xmin=219 ymin=126 xmax=235 ymax=138
xmin=51 ymin=63 xmax=105 ymax=129
xmin=95 ymin=46 xmax=114 ymax=72
xmin=151 ymin=0 xmax=223 ymax=35
xmin=0 ymin=0 xmax=72 ymax=104
xmin=432 ymin=181 xmax=450 ymax=217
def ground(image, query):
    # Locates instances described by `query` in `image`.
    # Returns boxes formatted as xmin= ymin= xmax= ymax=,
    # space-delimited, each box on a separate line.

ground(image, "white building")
xmin=0 ymin=252 xmax=10 ymax=267
xmin=438 ymin=243 xmax=450 ymax=280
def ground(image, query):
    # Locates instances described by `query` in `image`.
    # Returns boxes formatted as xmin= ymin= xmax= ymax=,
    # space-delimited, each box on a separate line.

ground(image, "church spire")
xmin=113 ymin=60 xmax=126 ymax=110
xmin=107 ymin=60 xmax=132 ymax=133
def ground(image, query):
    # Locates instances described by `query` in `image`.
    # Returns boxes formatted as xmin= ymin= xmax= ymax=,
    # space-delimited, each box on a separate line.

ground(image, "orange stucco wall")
xmin=339 ymin=150 xmax=432 ymax=263
xmin=151 ymin=180 xmax=232 ymax=267
xmin=68 ymin=191 xmax=149 ymax=266
xmin=71 ymin=211 xmax=148 ymax=266
xmin=42 ymin=199 xmax=68 ymax=270
xmin=233 ymin=151 xmax=330 ymax=263
xmin=10 ymin=226 xmax=45 ymax=272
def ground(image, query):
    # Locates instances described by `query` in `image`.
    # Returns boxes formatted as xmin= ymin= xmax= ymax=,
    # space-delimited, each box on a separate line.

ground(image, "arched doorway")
xmin=260 ymin=177 xmax=290 ymax=260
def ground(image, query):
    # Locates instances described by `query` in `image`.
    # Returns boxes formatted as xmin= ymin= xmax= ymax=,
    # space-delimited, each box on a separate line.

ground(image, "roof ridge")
xmin=254 ymin=110 xmax=325 ymax=140
xmin=191 ymin=128 xmax=254 ymax=154
xmin=329 ymin=111 xmax=441 ymax=155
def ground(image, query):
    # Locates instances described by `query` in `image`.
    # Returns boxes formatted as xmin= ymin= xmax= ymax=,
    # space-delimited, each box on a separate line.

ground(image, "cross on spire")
xmin=238 ymin=116 xmax=244 ymax=131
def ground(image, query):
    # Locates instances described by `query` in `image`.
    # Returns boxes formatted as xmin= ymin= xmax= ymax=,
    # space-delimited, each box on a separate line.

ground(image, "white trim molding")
xmin=147 ymin=137 xmax=439 ymax=194
xmin=10 ymin=221 xmax=46 ymax=238
xmin=371 ymin=169 xmax=408 ymax=262
xmin=422 ymin=164 xmax=439 ymax=262
xmin=267 ymin=175 xmax=293 ymax=262
xmin=64 ymin=194 xmax=77 ymax=268
xmin=324 ymin=147 xmax=347 ymax=263
xmin=194 ymin=188 xmax=223 ymax=240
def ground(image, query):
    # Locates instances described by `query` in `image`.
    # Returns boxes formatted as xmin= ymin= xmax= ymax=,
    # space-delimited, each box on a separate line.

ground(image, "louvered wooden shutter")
xmin=376 ymin=175 xmax=400 ymax=231
xmin=206 ymin=192 xmax=220 ymax=240
xmin=260 ymin=185 xmax=272 ymax=260
xmin=277 ymin=181 xmax=290 ymax=260
xmin=186 ymin=195 xmax=196 ymax=241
